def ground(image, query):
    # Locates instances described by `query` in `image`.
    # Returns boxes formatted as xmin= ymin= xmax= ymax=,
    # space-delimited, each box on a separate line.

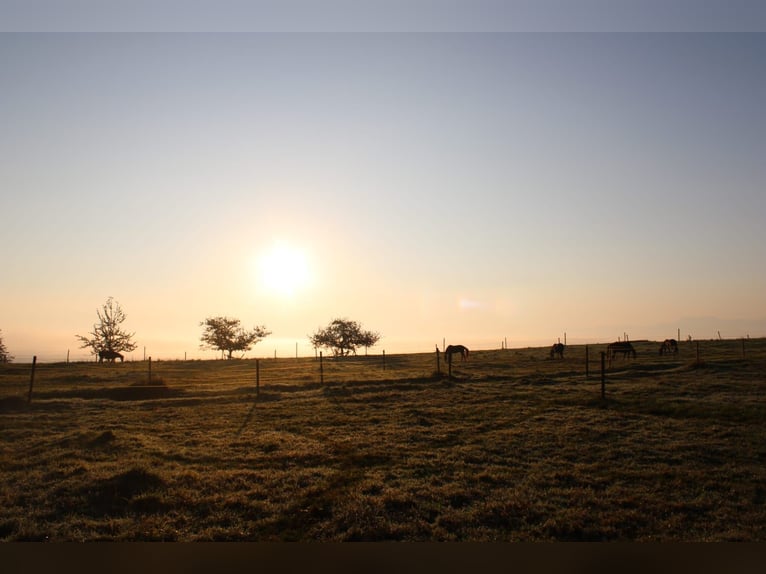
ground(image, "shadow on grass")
xmin=53 ymin=467 xmax=169 ymax=518
xmin=0 ymin=396 xmax=28 ymax=413
xmin=30 ymin=380 xmax=184 ymax=402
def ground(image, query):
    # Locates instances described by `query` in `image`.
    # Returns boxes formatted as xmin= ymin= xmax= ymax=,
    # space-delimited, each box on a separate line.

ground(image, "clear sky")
xmin=2 ymin=14 xmax=765 ymax=360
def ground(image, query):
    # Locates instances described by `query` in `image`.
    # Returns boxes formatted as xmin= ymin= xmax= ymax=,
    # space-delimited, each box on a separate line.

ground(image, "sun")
xmin=253 ymin=241 xmax=313 ymax=298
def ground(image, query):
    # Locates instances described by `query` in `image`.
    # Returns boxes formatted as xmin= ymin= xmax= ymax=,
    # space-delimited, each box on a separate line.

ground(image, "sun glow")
xmin=254 ymin=241 xmax=313 ymax=298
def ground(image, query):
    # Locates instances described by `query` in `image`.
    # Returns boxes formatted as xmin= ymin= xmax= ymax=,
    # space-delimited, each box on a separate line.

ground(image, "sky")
xmin=1 ymin=4 xmax=765 ymax=361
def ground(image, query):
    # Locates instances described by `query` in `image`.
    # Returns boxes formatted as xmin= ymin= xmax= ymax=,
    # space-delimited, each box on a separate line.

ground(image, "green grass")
xmin=1 ymin=338 xmax=765 ymax=540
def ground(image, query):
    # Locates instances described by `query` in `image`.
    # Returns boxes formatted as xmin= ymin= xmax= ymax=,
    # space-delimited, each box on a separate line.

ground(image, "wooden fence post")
xmin=382 ymin=350 xmax=386 ymax=371
xmin=28 ymin=355 xmax=37 ymax=403
xmin=435 ymin=346 xmax=441 ymax=375
xmin=256 ymin=358 xmax=260 ymax=396
xmin=600 ymin=352 xmax=606 ymax=399
xmin=319 ymin=351 xmax=324 ymax=385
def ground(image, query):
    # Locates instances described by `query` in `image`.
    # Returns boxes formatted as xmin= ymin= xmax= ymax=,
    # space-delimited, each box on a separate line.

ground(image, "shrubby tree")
xmin=0 ymin=329 xmax=13 ymax=363
xmin=357 ymin=329 xmax=382 ymax=354
xmin=309 ymin=318 xmax=381 ymax=357
xmin=200 ymin=316 xmax=271 ymax=359
xmin=76 ymin=297 xmax=138 ymax=358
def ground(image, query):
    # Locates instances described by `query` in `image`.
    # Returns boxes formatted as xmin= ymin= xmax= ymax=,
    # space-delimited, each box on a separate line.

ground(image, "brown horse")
xmin=607 ymin=341 xmax=636 ymax=365
xmin=444 ymin=344 xmax=469 ymax=363
xmin=659 ymin=338 xmax=678 ymax=356
xmin=550 ymin=343 xmax=565 ymax=359
xmin=98 ymin=349 xmax=124 ymax=363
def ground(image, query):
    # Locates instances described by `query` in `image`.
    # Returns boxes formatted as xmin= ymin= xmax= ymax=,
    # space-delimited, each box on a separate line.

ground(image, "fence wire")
xmin=2 ymin=338 xmax=762 ymax=403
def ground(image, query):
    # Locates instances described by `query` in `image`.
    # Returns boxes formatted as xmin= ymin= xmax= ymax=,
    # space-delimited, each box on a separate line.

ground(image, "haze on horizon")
xmin=2 ymin=31 xmax=765 ymax=362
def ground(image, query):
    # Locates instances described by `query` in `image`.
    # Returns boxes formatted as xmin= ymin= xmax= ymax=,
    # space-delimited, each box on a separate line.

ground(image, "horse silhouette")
xmin=444 ymin=344 xmax=469 ymax=363
xmin=607 ymin=341 xmax=636 ymax=364
xmin=98 ymin=349 xmax=124 ymax=363
xmin=659 ymin=339 xmax=678 ymax=356
xmin=550 ymin=343 xmax=565 ymax=359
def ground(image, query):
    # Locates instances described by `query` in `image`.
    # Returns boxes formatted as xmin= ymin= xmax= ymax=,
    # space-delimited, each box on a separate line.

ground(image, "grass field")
xmin=1 ymin=339 xmax=765 ymax=541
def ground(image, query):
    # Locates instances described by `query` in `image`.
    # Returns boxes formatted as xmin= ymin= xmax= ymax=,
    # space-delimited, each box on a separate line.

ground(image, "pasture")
xmin=1 ymin=339 xmax=765 ymax=541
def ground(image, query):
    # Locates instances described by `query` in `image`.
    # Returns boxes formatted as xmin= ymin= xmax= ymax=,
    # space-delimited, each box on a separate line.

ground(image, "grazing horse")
xmin=444 ymin=344 xmax=469 ymax=363
xmin=659 ymin=338 xmax=678 ymax=356
xmin=607 ymin=341 xmax=636 ymax=364
xmin=550 ymin=343 xmax=565 ymax=359
xmin=98 ymin=349 xmax=124 ymax=363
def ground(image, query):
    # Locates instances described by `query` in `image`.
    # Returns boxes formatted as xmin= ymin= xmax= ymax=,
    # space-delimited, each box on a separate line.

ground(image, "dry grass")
xmin=1 ymin=339 xmax=765 ymax=541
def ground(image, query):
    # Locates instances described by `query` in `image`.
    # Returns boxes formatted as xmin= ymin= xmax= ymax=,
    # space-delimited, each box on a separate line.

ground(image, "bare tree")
xmin=309 ymin=318 xmax=381 ymax=357
xmin=76 ymin=297 xmax=138 ymax=359
xmin=0 ymin=329 xmax=13 ymax=363
xmin=200 ymin=316 xmax=271 ymax=359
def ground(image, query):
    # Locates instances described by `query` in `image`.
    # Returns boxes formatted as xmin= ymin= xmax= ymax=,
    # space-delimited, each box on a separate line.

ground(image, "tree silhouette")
xmin=76 ymin=297 xmax=138 ymax=358
xmin=200 ymin=316 xmax=271 ymax=359
xmin=0 ymin=329 xmax=13 ymax=363
xmin=309 ymin=318 xmax=381 ymax=357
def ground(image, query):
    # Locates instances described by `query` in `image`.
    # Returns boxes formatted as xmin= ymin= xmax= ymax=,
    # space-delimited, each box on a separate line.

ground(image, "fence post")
xmin=319 ymin=351 xmax=324 ymax=385
xmin=148 ymin=357 xmax=152 ymax=383
xmin=382 ymin=349 xmax=386 ymax=371
xmin=585 ymin=345 xmax=589 ymax=379
xmin=435 ymin=346 xmax=441 ymax=375
xmin=256 ymin=358 xmax=260 ymax=396
xmin=28 ymin=356 xmax=37 ymax=403
xmin=600 ymin=352 xmax=606 ymax=399
xmin=66 ymin=349 xmax=70 ymax=364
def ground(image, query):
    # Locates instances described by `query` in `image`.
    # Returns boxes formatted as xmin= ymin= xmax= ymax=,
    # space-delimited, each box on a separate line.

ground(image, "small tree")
xmin=358 ymin=329 xmax=382 ymax=356
xmin=309 ymin=318 xmax=381 ymax=357
xmin=0 ymin=329 xmax=13 ymax=363
xmin=76 ymin=297 xmax=138 ymax=359
xmin=200 ymin=316 xmax=271 ymax=359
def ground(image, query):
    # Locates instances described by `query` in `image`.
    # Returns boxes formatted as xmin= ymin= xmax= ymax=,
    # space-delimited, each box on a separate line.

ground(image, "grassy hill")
xmin=1 ymin=339 xmax=765 ymax=540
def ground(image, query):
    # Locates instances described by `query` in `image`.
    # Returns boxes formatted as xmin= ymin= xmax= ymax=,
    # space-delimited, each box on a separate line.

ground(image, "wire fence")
xmin=5 ymin=334 xmax=761 ymax=366
xmin=0 ymin=350 xmax=421 ymax=403
xmin=5 ymin=351 xmax=299 ymax=364
xmin=2 ymin=337 xmax=764 ymax=405
xmin=5 ymin=351 xmax=251 ymax=364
